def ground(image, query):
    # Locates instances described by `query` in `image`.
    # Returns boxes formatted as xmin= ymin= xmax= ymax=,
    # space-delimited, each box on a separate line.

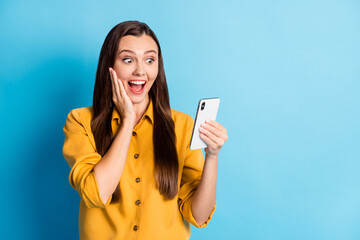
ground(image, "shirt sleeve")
xmin=62 ymin=109 xmax=112 ymax=208
xmin=178 ymin=115 xmax=216 ymax=228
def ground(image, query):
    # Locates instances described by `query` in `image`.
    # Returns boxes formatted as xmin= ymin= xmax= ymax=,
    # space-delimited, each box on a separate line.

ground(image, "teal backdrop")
xmin=1 ymin=0 xmax=359 ymax=239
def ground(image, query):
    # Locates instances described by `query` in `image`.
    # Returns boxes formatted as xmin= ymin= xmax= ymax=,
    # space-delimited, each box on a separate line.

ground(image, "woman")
xmin=63 ymin=21 xmax=228 ymax=240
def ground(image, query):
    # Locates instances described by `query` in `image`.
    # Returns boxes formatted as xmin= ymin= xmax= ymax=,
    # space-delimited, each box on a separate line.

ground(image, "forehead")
xmin=118 ymin=34 xmax=158 ymax=54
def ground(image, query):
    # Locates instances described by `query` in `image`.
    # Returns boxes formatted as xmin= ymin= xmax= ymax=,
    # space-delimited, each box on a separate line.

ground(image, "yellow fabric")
xmin=62 ymin=99 xmax=216 ymax=240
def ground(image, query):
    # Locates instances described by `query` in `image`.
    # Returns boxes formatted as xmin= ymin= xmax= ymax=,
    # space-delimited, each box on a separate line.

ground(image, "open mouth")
xmin=128 ymin=80 xmax=146 ymax=93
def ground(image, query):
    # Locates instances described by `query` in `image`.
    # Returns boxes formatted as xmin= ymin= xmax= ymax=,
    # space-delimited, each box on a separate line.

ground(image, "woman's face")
xmin=113 ymin=34 xmax=159 ymax=105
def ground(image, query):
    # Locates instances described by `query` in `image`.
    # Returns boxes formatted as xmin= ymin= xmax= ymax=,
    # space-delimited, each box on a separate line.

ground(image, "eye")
xmin=123 ymin=58 xmax=132 ymax=63
xmin=146 ymin=58 xmax=155 ymax=64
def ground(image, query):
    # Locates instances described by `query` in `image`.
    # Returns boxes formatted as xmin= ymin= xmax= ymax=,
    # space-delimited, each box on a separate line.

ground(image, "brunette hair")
xmin=91 ymin=21 xmax=178 ymax=202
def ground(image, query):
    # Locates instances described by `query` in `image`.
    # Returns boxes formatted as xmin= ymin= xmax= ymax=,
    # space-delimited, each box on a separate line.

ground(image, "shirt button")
xmin=134 ymin=154 xmax=139 ymax=159
xmin=132 ymin=131 xmax=137 ymax=136
xmin=135 ymin=200 xmax=141 ymax=205
xmin=135 ymin=177 xmax=141 ymax=183
xmin=133 ymin=225 xmax=139 ymax=231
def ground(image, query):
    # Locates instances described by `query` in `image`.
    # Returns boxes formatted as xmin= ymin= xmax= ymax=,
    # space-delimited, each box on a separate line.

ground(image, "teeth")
xmin=129 ymin=81 xmax=145 ymax=85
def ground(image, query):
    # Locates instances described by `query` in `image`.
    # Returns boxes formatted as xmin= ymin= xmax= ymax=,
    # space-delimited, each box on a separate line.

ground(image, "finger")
xmin=109 ymin=68 xmax=116 ymax=100
xmin=199 ymin=126 xmax=223 ymax=146
xmin=206 ymin=120 xmax=228 ymax=141
xmin=201 ymin=122 xmax=223 ymax=138
xmin=110 ymin=68 xmax=122 ymax=99
xmin=199 ymin=132 xmax=216 ymax=147
xmin=110 ymin=68 xmax=126 ymax=98
xmin=117 ymin=78 xmax=127 ymax=98
xmin=206 ymin=120 xmax=227 ymax=132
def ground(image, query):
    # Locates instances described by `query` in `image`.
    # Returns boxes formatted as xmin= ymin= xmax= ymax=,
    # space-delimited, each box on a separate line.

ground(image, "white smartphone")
xmin=189 ymin=98 xmax=220 ymax=150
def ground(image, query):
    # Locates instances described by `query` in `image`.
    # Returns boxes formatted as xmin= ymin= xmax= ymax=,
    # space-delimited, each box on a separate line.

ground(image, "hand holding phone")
xmin=190 ymin=98 xmax=220 ymax=150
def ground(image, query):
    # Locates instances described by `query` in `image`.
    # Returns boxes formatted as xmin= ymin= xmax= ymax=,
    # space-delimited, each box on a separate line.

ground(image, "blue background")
xmin=1 ymin=0 xmax=359 ymax=239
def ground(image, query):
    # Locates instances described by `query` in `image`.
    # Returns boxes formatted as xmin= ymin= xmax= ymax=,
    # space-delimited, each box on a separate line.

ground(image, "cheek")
xmin=113 ymin=62 xmax=130 ymax=79
xmin=115 ymin=68 xmax=130 ymax=80
xmin=148 ymin=67 xmax=159 ymax=81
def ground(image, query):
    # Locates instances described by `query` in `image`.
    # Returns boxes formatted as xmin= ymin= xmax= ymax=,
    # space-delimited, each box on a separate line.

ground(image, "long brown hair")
xmin=91 ymin=21 xmax=179 ymax=202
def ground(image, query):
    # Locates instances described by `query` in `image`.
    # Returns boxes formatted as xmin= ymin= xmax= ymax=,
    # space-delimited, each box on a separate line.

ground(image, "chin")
xmin=129 ymin=93 xmax=148 ymax=104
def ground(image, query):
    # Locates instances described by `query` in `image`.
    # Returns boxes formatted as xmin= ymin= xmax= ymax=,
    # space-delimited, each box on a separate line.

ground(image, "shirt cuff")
xmin=82 ymin=171 xmax=112 ymax=208
xmin=183 ymin=199 xmax=217 ymax=228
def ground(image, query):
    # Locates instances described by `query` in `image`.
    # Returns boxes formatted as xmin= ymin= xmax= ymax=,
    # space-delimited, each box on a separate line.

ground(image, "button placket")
xmin=132 ymin=130 xmax=142 ymax=233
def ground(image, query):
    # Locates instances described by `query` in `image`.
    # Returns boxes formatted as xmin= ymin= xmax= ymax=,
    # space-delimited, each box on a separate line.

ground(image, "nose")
xmin=133 ymin=62 xmax=145 ymax=76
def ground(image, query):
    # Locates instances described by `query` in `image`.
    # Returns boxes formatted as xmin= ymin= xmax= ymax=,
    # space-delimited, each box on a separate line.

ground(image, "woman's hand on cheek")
xmin=109 ymin=67 xmax=136 ymax=124
xmin=199 ymin=120 xmax=228 ymax=157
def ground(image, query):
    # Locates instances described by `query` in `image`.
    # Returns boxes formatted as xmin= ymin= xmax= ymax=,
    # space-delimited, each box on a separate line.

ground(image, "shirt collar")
xmin=111 ymin=98 xmax=154 ymax=125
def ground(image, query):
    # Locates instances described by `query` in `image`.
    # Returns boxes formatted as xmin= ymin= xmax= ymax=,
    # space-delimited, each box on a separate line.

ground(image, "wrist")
xmin=205 ymin=152 xmax=218 ymax=161
xmin=121 ymin=117 xmax=135 ymax=129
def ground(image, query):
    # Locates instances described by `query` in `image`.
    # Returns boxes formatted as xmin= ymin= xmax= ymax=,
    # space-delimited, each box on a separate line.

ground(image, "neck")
xmin=132 ymin=94 xmax=150 ymax=125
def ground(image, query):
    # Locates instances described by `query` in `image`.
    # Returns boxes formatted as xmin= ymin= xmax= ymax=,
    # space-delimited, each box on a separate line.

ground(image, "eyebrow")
xmin=118 ymin=49 xmax=157 ymax=55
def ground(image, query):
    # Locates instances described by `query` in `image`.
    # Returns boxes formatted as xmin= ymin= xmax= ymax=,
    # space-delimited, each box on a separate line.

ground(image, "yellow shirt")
xmin=62 ymin=99 xmax=216 ymax=240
